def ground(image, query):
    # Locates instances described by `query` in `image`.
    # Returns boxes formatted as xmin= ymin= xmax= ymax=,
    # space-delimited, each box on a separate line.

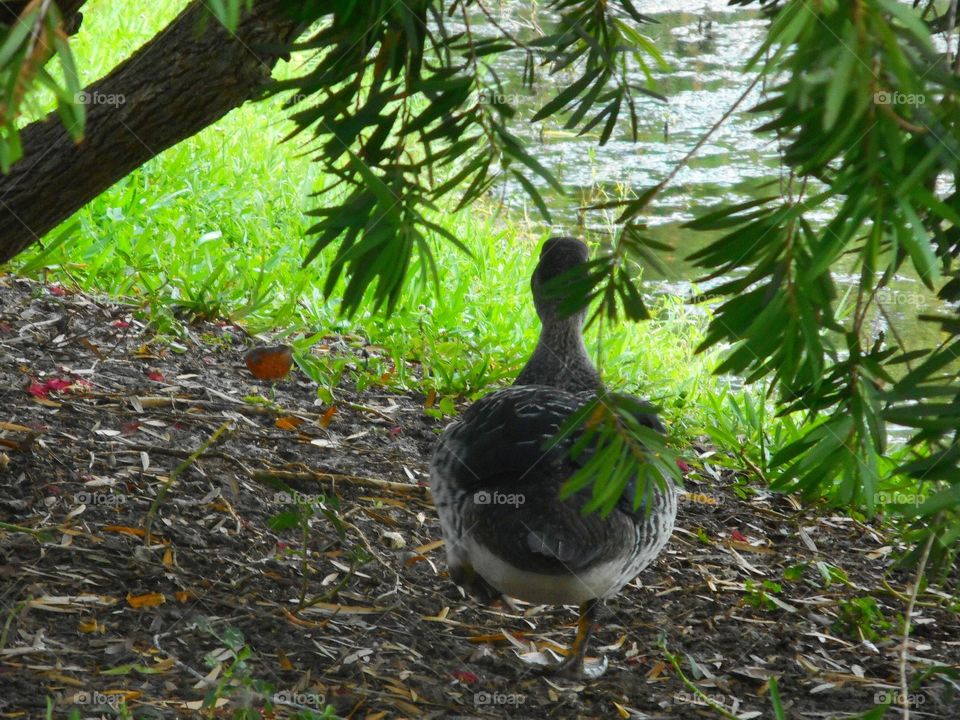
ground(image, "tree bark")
xmin=0 ymin=0 xmax=303 ymax=263
xmin=2 ymin=1 xmax=92 ymax=36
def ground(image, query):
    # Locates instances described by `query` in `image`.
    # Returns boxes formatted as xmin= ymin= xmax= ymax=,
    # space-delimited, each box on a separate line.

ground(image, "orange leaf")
xmin=586 ymin=403 xmax=607 ymax=429
xmin=425 ymin=389 xmax=436 ymax=408
xmin=283 ymin=608 xmax=329 ymax=629
xmin=126 ymin=592 xmax=166 ymax=609
xmin=277 ymin=649 xmax=294 ymax=671
xmin=162 ymin=548 xmax=174 ymax=568
xmin=468 ymin=631 xmax=527 ymax=644
xmin=78 ymin=619 xmax=105 ymax=634
xmin=276 ymin=416 xmax=305 ymax=431
xmin=413 ymin=539 xmax=444 ymax=554
xmin=647 ymin=660 xmax=667 ymax=680
xmin=174 ymin=591 xmax=192 ymax=603
xmin=103 ymin=525 xmax=145 ymax=538
xmin=150 ymin=658 xmax=176 ymax=673
xmin=319 ymin=405 xmax=337 ymax=429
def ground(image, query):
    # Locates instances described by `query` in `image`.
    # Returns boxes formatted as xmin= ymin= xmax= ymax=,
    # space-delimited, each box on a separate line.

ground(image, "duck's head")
xmin=530 ymin=236 xmax=590 ymax=324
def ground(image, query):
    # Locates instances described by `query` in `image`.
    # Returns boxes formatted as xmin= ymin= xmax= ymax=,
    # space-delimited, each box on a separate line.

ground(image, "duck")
xmin=430 ymin=236 xmax=677 ymax=677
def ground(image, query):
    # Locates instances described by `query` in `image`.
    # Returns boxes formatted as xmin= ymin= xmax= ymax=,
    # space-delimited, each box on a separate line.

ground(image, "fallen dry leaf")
xmin=126 ymin=592 xmax=166 ymax=609
xmin=276 ymin=415 xmax=305 ymax=431
xmin=103 ymin=525 xmax=145 ymax=538
xmin=319 ymin=405 xmax=337 ymax=428
xmin=78 ymin=619 xmax=105 ymax=634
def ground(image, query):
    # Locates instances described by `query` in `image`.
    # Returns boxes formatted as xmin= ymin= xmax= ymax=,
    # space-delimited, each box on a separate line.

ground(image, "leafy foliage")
xmin=0 ymin=0 xmax=83 ymax=170
xmin=556 ymin=391 xmax=681 ymax=516
xmin=668 ymin=0 xmax=960 ymax=574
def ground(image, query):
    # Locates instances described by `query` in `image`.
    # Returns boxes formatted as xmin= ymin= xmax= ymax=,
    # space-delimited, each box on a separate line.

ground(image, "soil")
xmin=1 ymin=275 xmax=958 ymax=720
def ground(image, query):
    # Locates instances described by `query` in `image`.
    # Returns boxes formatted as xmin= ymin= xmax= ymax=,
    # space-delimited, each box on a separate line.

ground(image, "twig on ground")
xmin=253 ymin=468 xmax=426 ymax=496
xmin=660 ymin=639 xmax=740 ymax=720
xmin=898 ymin=525 xmax=937 ymax=720
xmin=144 ymin=421 xmax=232 ymax=545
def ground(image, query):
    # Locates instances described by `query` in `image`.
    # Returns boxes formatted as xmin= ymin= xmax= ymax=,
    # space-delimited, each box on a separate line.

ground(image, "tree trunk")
xmin=1 ymin=0 xmax=88 ymax=33
xmin=0 ymin=0 xmax=303 ymax=264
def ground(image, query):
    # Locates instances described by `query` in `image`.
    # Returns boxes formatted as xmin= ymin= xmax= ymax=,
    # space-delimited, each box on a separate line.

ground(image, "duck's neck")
xmin=515 ymin=316 xmax=601 ymax=393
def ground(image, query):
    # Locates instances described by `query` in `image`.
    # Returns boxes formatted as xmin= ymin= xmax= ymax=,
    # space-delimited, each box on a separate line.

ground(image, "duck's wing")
xmin=432 ymin=385 xmax=585 ymax=495
xmin=432 ymin=386 xmax=627 ymax=574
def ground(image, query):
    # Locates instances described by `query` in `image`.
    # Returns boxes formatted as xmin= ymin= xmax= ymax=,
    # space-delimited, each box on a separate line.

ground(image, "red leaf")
xmin=148 ymin=370 xmax=166 ymax=383
xmin=451 ymin=670 xmax=479 ymax=684
xmin=49 ymin=285 xmax=66 ymax=297
xmin=0 ymin=321 xmax=12 ymax=333
xmin=731 ymin=530 xmax=749 ymax=543
xmin=30 ymin=378 xmax=79 ymax=397
xmin=389 ymin=426 xmax=403 ymax=437
xmin=28 ymin=382 xmax=48 ymax=398
xmin=121 ymin=421 xmax=142 ymax=436
xmin=676 ymin=459 xmax=691 ymax=473
xmin=112 ymin=320 xmax=131 ymax=329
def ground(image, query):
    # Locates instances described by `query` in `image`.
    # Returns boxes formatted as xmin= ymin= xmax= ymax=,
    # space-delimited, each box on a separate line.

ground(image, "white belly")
xmin=463 ymin=536 xmax=628 ymax=605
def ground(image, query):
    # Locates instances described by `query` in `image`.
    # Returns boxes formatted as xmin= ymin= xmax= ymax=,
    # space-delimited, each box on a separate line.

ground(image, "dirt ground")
xmin=1 ymin=275 xmax=958 ymax=720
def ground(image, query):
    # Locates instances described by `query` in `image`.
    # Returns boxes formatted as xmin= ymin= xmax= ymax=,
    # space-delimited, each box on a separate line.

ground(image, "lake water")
xmin=472 ymin=0 xmax=955 ymax=358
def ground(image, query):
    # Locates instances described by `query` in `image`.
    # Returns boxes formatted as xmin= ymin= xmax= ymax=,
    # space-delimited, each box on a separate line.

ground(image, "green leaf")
xmin=897 ymin=199 xmax=940 ymax=288
xmin=0 ymin=8 xmax=37 ymax=68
